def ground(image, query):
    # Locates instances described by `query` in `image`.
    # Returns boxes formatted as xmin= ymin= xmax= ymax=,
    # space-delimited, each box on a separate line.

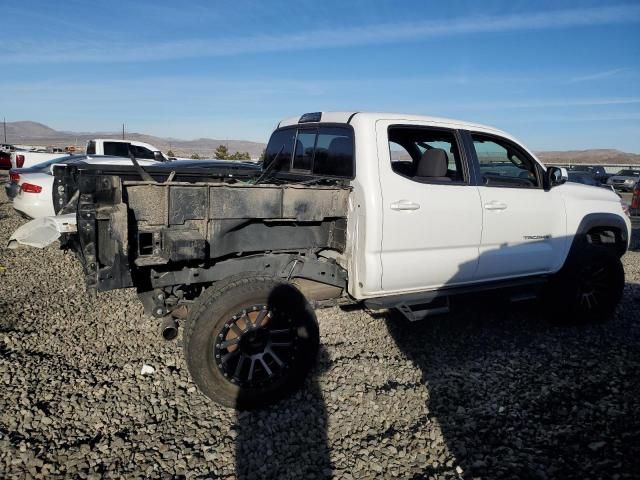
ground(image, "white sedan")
xmin=12 ymin=156 xmax=160 ymax=218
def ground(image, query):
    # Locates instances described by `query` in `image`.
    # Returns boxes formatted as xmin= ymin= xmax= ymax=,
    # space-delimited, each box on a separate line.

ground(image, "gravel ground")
xmin=1 ymin=180 xmax=640 ymax=479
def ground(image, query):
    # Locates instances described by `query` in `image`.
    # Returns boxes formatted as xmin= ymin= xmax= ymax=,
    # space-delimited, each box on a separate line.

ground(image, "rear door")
xmin=468 ymin=132 xmax=567 ymax=280
xmin=377 ymin=121 xmax=483 ymax=293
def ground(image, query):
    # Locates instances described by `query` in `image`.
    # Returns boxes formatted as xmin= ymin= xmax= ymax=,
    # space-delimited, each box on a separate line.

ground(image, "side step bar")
xmin=396 ymin=297 xmax=450 ymax=322
xmin=364 ymin=276 xmax=548 ymax=321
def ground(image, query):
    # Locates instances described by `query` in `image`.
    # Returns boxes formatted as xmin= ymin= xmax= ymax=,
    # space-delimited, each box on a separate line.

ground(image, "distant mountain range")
xmin=3 ymin=121 xmax=266 ymax=158
xmin=536 ymin=149 xmax=640 ymax=165
xmin=3 ymin=121 xmax=640 ymax=164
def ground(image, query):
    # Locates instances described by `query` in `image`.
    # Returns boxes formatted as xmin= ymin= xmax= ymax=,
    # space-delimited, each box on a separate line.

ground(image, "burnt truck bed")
xmin=53 ymin=163 xmax=351 ymax=309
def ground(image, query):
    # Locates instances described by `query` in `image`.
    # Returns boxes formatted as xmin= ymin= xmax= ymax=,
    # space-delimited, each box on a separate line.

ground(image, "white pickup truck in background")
xmin=11 ymin=139 xmax=170 ymax=169
xmin=85 ymin=139 xmax=170 ymax=162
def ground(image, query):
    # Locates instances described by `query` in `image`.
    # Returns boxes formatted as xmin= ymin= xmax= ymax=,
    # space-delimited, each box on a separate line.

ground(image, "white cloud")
xmin=568 ymin=68 xmax=628 ymax=83
xmin=460 ymin=97 xmax=640 ymax=109
xmin=2 ymin=4 xmax=640 ymax=63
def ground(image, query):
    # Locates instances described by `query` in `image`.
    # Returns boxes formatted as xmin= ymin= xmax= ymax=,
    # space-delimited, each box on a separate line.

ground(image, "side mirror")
xmin=546 ymin=166 xmax=568 ymax=188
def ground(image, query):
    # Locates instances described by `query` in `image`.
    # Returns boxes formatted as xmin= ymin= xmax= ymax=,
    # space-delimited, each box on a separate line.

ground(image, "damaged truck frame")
xmin=45 ymin=112 xmax=629 ymax=409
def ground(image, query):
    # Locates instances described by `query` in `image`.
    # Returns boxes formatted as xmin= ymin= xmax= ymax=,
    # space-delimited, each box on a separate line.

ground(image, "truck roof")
xmin=277 ymin=111 xmax=509 ymax=137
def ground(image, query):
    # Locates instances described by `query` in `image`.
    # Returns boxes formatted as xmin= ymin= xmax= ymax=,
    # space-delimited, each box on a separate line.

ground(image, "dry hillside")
xmin=4 ymin=121 xmax=640 ymax=164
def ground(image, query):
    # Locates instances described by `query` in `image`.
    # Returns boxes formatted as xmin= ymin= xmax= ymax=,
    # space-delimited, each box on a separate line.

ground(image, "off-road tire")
xmin=546 ymin=244 xmax=624 ymax=324
xmin=183 ymin=275 xmax=319 ymax=409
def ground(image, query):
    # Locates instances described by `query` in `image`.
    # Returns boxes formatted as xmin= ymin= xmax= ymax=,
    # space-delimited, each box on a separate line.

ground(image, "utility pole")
xmin=122 ymin=123 xmax=125 ymax=140
xmin=3 ymin=117 xmax=6 ymax=143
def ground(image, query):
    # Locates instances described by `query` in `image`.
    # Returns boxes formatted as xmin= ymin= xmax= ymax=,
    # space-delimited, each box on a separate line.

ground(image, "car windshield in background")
xmin=567 ymin=172 xmax=598 ymax=186
xmin=617 ymin=169 xmax=640 ymax=176
xmin=30 ymin=156 xmax=81 ymax=173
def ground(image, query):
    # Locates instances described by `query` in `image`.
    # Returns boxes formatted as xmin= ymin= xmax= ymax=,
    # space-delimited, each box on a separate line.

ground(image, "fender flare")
xmin=568 ymin=213 xmax=628 ymax=258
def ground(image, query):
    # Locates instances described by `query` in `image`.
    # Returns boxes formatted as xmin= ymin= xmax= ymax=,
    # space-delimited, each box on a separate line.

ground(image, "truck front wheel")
xmin=183 ymin=276 xmax=319 ymax=409
xmin=547 ymin=244 xmax=624 ymax=324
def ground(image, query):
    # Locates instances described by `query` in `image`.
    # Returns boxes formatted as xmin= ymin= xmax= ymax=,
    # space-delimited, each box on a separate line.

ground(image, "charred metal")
xmin=55 ymin=167 xmax=351 ymax=309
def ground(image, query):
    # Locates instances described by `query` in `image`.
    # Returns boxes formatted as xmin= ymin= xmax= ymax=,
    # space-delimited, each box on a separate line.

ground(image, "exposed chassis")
xmin=54 ymin=165 xmax=352 ymax=316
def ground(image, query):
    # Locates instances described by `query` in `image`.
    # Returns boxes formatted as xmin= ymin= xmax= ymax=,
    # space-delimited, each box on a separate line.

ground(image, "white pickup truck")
xmin=85 ymin=138 xmax=170 ymax=162
xmin=28 ymin=111 xmax=632 ymax=409
xmin=10 ymin=139 xmax=169 ymax=169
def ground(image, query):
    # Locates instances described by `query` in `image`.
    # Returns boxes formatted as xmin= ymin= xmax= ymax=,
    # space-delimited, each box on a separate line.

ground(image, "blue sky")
xmin=1 ymin=0 xmax=639 ymax=151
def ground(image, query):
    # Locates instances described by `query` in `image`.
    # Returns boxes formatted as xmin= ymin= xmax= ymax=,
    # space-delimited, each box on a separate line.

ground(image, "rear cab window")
xmin=263 ymin=125 xmax=355 ymax=178
xmin=86 ymin=141 xmax=96 ymax=155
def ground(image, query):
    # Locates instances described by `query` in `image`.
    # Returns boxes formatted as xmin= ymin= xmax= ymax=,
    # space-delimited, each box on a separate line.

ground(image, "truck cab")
xmin=273 ymin=112 xmax=628 ymax=301
xmin=85 ymin=139 xmax=169 ymax=162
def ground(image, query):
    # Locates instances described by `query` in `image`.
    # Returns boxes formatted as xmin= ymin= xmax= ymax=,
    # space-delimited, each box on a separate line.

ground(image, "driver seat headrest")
xmin=415 ymin=149 xmax=450 ymax=181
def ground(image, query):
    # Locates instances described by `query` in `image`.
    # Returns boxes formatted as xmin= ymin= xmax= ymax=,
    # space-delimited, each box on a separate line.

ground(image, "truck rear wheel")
xmin=547 ymin=244 xmax=624 ymax=324
xmin=183 ymin=275 xmax=319 ymax=409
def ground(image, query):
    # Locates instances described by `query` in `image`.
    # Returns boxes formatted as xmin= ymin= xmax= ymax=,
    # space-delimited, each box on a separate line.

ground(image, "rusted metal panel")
xmin=120 ymin=182 xmax=351 ymax=263
xmin=208 ymin=186 xmax=282 ymax=219
xmin=169 ymin=186 xmax=208 ymax=224
xmin=281 ymin=186 xmax=350 ymax=221
xmin=126 ymin=185 xmax=167 ymax=226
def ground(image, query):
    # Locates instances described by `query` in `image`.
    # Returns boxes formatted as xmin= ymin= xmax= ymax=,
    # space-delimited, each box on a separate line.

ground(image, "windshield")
xmin=617 ymin=169 xmax=640 ymax=176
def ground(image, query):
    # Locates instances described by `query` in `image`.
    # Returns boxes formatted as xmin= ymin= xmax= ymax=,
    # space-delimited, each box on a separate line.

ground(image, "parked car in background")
xmin=567 ymin=171 xmax=601 ymax=187
xmin=1 ymin=144 xmax=19 ymax=169
xmin=10 ymin=150 xmax=72 ymax=169
xmin=10 ymin=155 xmax=161 ymax=218
xmin=0 ymin=150 xmax=11 ymax=169
xmin=5 ymin=155 xmax=86 ymax=200
xmin=630 ymin=183 xmax=640 ymax=217
xmin=9 ymin=139 xmax=171 ymax=169
xmin=567 ymin=171 xmax=618 ymax=193
xmin=607 ymin=169 xmax=640 ymax=192
xmin=565 ymin=164 xmax=609 ymax=183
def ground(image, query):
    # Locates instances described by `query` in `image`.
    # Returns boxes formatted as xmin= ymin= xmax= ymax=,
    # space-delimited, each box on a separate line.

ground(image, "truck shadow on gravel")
xmin=233 ymin=346 xmax=332 ymax=480
xmin=383 ymin=286 xmax=640 ymax=479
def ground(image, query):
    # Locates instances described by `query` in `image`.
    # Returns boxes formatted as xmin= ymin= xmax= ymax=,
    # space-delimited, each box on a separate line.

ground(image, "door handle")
xmin=391 ymin=200 xmax=420 ymax=211
xmin=484 ymin=201 xmax=507 ymax=211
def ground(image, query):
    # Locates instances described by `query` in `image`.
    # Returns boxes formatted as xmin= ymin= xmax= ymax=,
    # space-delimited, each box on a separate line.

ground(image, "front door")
xmin=377 ymin=121 xmax=483 ymax=294
xmin=469 ymin=133 xmax=567 ymax=280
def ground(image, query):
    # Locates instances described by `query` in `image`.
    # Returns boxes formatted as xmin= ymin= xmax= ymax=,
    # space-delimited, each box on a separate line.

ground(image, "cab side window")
xmin=131 ymin=145 xmax=156 ymax=159
xmin=388 ymin=127 xmax=465 ymax=183
xmin=103 ymin=142 xmax=130 ymax=158
xmin=472 ymin=134 xmax=540 ymax=188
